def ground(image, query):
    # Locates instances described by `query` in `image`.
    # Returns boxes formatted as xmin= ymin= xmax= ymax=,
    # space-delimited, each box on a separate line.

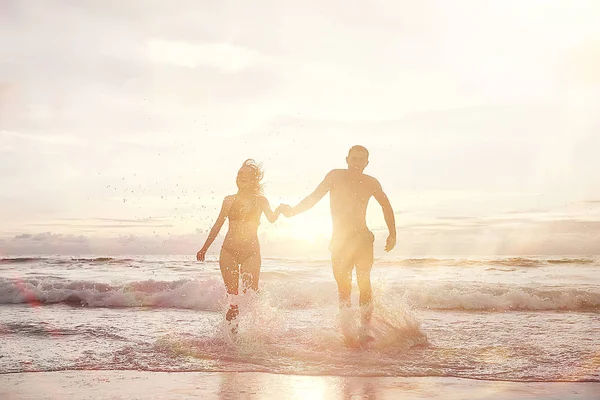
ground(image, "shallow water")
xmin=1 ymin=255 xmax=599 ymax=382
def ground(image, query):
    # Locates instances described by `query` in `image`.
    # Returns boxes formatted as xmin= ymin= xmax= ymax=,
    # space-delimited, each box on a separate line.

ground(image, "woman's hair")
xmin=239 ymin=158 xmax=264 ymax=194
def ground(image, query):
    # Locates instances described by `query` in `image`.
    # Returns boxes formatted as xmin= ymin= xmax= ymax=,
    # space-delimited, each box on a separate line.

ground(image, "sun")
xmin=276 ymin=214 xmax=332 ymax=244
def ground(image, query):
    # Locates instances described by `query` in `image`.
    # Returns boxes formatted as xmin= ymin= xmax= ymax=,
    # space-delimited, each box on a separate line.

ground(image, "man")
xmin=280 ymin=145 xmax=396 ymax=337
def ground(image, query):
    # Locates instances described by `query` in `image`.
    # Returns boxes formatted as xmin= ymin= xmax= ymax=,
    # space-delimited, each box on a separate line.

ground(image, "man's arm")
xmin=372 ymin=180 xmax=397 ymax=252
xmin=285 ymin=171 xmax=334 ymax=217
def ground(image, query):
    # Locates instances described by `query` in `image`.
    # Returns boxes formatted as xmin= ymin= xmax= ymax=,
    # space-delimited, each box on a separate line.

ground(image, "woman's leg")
xmin=220 ymin=248 xmax=240 ymax=322
xmin=240 ymin=252 xmax=261 ymax=293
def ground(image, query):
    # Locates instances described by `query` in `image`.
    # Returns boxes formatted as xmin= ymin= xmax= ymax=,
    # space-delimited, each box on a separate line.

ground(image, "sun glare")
xmin=286 ymin=376 xmax=328 ymax=400
xmin=278 ymin=215 xmax=332 ymax=244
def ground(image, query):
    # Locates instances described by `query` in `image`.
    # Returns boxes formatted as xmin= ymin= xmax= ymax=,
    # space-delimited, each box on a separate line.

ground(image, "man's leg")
xmin=355 ymin=260 xmax=373 ymax=324
xmin=355 ymin=262 xmax=373 ymax=307
xmin=332 ymin=252 xmax=356 ymax=345
xmin=355 ymin=231 xmax=375 ymax=324
xmin=331 ymin=237 xmax=356 ymax=309
xmin=356 ymin=259 xmax=374 ymax=343
xmin=332 ymin=257 xmax=353 ymax=309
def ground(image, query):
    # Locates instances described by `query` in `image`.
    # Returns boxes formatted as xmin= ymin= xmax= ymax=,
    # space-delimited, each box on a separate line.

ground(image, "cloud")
xmin=36 ymin=217 xmax=176 ymax=229
xmin=0 ymin=81 xmax=16 ymax=107
xmin=4 ymin=214 xmax=600 ymax=256
xmin=435 ymin=216 xmax=481 ymax=221
xmin=563 ymin=40 xmax=600 ymax=86
xmin=13 ymin=232 xmax=88 ymax=243
xmin=1 ymin=130 xmax=87 ymax=147
xmin=537 ymin=219 xmax=600 ymax=235
xmin=144 ymin=39 xmax=260 ymax=71
xmin=4 ymin=231 xmax=203 ymax=255
xmin=1 ymin=3 xmax=283 ymax=141
xmin=501 ymin=208 xmax=551 ymax=215
xmin=396 ymin=218 xmax=600 ymax=255
xmin=26 ymin=223 xmax=174 ymax=229
xmin=58 ymin=217 xmax=169 ymax=222
xmin=2 ymin=1 xmax=600 ymax=257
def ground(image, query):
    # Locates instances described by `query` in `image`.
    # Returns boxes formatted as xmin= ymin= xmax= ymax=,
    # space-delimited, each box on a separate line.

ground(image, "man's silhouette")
xmin=281 ymin=145 xmax=396 ymax=335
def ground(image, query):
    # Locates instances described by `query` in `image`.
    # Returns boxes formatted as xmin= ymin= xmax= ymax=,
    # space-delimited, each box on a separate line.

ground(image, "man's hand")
xmin=278 ymin=204 xmax=293 ymax=217
xmin=196 ymin=248 xmax=207 ymax=262
xmin=274 ymin=205 xmax=284 ymax=215
xmin=385 ymin=235 xmax=396 ymax=252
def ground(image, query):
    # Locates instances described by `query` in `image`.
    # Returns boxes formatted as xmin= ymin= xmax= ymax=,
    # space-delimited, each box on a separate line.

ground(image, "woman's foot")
xmin=226 ymin=305 xmax=239 ymax=335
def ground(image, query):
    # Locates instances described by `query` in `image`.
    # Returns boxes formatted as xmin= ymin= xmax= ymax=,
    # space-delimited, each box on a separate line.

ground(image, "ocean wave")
xmin=0 ymin=277 xmax=225 ymax=310
xmin=0 ymin=257 xmax=43 ymax=264
xmin=1 ymin=277 xmax=598 ymax=312
xmin=52 ymin=257 xmax=137 ymax=265
xmin=402 ymin=285 xmax=600 ymax=312
xmin=0 ymin=322 xmax=125 ymax=340
xmin=1 ymin=256 xmax=596 ymax=268
xmin=0 ymin=257 xmax=137 ymax=265
xmin=545 ymin=258 xmax=595 ymax=264
xmin=377 ymin=257 xmax=596 ymax=268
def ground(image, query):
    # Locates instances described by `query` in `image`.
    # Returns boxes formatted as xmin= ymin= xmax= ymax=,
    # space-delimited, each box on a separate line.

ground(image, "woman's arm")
xmin=260 ymin=196 xmax=280 ymax=223
xmin=197 ymin=196 xmax=233 ymax=261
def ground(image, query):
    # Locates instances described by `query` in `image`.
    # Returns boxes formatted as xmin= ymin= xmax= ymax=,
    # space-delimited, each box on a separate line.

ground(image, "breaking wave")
xmin=1 ymin=277 xmax=598 ymax=312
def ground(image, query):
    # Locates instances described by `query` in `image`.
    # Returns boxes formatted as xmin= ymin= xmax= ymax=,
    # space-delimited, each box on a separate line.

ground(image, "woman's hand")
xmin=277 ymin=204 xmax=293 ymax=217
xmin=196 ymin=248 xmax=207 ymax=262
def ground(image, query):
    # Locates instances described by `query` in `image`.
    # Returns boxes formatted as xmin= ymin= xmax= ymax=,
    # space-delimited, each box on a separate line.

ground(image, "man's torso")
xmin=328 ymin=169 xmax=379 ymax=240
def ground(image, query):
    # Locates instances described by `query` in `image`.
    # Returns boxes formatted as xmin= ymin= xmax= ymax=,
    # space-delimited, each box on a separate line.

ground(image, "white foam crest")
xmin=1 ymin=277 xmax=599 ymax=311
xmin=0 ymin=277 xmax=226 ymax=311
xmin=152 ymin=289 xmax=428 ymax=377
xmin=403 ymin=284 xmax=600 ymax=311
xmin=235 ymin=283 xmax=429 ymax=355
xmin=260 ymin=280 xmax=338 ymax=309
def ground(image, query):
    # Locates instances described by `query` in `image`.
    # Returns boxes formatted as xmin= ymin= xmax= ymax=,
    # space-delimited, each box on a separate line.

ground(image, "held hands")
xmin=385 ymin=234 xmax=396 ymax=252
xmin=276 ymin=204 xmax=293 ymax=217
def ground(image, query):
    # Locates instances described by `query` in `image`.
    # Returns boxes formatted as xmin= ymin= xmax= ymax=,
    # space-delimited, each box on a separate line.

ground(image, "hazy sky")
xmin=1 ymin=0 xmax=599 ymax=256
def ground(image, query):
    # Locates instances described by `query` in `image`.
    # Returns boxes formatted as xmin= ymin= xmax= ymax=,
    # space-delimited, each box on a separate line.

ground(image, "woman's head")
xmin=236 ymin=159 xmax=264 ymax=194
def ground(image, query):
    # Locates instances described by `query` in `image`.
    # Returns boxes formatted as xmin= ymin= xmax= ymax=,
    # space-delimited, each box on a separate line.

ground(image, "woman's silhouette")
xmin=197 ymin=159 xmax=281 ymax=329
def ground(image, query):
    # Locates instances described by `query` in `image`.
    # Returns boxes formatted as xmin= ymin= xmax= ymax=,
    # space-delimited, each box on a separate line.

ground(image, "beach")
xmin=1 ymin=371 xmax=598 ymax=399
xmin=4 ymin=1 xmax=600 ymax=398
xmin=1 ymin=255 xmax=599 ymax=399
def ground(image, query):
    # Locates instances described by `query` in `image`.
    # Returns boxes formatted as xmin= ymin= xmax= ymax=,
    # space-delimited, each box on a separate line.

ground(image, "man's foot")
xmin=360 ymin=303 xmax=373 ymax=325
xmin=357 ymin=324 xmax=375 ymax=347
xmin=344 ymin=336 xmax=360 ymax=348
xmin=342 ymin=327 xmax=374 ymax=349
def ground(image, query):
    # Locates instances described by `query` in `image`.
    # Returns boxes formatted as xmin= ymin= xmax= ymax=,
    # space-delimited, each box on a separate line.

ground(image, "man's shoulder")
xmin=361 ymin=174 xmax=383 ymax=192
xmin=326 ymin=169 xmax=345 ymax=179
xmin=362 ymin=173 xmax=380 ymax=184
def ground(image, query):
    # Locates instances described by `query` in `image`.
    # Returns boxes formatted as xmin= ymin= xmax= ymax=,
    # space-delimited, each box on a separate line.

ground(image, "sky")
xmin=1 ymin=0 xmax=600 ymax=257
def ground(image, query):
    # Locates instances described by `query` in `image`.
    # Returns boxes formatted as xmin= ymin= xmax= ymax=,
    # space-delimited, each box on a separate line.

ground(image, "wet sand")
xmin=1 ymin=371 xmax=597 ymax=399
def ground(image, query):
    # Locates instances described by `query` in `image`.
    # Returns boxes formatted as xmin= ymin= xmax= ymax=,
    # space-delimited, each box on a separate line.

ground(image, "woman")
xmin=196 ymin=159 xmax=281 ymax=327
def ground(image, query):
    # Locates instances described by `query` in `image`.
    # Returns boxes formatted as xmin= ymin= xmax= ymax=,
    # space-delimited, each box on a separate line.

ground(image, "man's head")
xmin=346 ymin=145 xmax=369 ymax=173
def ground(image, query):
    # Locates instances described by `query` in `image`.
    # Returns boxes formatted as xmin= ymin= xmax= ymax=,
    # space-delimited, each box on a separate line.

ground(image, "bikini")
xmin=220 ymin=196 xmax=262 ymax=264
